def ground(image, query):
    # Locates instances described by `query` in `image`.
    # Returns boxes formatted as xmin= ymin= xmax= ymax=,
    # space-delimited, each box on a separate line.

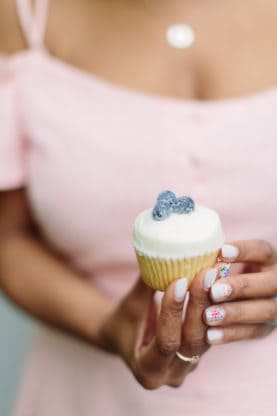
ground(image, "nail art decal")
xmin=206 ymin=306 xmax=225 ymax=323
xmin=219 ymin=263 xmax=231 ymax=278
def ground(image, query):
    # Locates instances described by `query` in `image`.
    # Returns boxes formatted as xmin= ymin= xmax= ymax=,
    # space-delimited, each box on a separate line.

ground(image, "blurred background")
xmin=0 ymin=294 xmax=35 ymax=416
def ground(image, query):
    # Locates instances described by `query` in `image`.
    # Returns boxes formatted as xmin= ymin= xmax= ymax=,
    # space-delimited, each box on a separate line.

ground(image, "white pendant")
xmin=166 ymin=23 xmax=195 ymax=49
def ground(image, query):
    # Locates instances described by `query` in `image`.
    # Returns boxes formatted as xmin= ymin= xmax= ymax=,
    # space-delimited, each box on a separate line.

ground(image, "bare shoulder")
xmin=0 ymin=0 xmax=26 ymax=53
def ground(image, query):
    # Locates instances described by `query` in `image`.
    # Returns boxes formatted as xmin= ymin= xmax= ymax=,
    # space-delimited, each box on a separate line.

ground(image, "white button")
xmin=166 ymin=24 xmax=195 ymax=49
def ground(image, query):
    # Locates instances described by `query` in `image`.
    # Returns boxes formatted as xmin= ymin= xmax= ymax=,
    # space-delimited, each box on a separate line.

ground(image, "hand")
xmin=204 ymin=240 xmax=277 ymax=344
xmin=98 ymin=269 xmax=214 ymax=390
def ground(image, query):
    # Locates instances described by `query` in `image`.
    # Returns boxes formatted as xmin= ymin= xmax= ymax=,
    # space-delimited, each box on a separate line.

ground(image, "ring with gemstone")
xmin=266 ymin=318 xmax=277 ymax=326
xmin=176 ymin=351 xmax=200 ymax=364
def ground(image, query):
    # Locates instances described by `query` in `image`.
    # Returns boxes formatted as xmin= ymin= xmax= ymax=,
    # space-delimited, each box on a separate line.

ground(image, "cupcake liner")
xmin=135 ymin=250 xmax=219 ymax=291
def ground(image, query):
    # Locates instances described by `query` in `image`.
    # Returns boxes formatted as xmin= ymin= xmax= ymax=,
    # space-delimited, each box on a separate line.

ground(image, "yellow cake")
xmin=133 ymin=191 xmax=224 ymax=291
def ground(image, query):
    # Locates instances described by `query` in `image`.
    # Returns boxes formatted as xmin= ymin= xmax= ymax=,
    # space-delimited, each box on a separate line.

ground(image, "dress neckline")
xmin=3 ymin=48 xmax=277 ymax=109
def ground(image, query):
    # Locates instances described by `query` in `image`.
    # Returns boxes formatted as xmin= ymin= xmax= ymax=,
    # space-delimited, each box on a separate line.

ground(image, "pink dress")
xmin=1 ymin=1 xmax=277 ymax=414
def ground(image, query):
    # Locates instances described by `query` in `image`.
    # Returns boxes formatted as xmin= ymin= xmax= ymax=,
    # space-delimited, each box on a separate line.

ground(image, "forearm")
xmin=0 ymin=231 xmax=114 ymax=345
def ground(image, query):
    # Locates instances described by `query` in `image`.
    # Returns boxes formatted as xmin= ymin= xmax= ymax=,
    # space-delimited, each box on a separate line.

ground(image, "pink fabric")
xmin=0 ymin=1 xmax=276 ymax=414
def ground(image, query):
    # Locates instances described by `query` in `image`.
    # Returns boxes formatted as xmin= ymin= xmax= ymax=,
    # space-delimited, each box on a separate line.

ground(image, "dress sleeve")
xmin=0 ymin=57 xmax=26 ymax=190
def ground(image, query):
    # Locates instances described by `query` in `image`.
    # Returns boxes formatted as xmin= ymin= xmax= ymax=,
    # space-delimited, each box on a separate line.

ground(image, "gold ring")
xmin=176 ymin=351 xmax=200 ymax=364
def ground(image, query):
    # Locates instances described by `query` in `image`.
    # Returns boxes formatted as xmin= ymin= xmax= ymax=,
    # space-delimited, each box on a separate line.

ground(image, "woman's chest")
xmin=21 ymin=69 xmax=277 ymax=255
xmin=49 ymin=0 xmax=277 ymax=102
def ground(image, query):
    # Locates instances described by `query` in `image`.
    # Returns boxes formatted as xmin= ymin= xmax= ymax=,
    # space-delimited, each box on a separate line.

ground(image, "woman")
xmin=0 ymin=0 xmax=277 ymax=414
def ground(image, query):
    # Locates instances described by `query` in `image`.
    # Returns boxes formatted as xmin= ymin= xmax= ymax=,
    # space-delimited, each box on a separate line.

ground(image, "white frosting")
xmin=133 ymin=204 xmax=224 ymax=259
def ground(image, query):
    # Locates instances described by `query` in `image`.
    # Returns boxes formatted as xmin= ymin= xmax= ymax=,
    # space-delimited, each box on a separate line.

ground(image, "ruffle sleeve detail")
xmin=0 ymin=57 xmax=26 ymax=190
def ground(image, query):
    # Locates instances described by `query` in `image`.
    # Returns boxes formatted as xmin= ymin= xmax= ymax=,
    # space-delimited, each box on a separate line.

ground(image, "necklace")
xmin=166 ymin=23 xmax=195 ymax=49
xmin=144 ymin=0 xmax=196 ymax=49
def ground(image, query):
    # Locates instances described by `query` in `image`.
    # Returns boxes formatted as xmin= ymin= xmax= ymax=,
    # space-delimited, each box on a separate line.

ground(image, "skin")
xmin=99 ymin=242 xmax=277 ymax=389
xmin=0 ymin=0 xmax=277 ymax=389
xmin=204 ymin=241 xmax=277 ymax=345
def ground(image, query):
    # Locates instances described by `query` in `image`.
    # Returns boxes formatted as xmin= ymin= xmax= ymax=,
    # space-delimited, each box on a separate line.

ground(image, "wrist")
xmin=64 ymin=283 xmax=115 ymax=348
xmin=88 ymin=299 xmax=118 ymax=352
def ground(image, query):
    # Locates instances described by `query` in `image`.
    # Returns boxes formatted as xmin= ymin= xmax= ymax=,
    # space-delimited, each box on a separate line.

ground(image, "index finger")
xmin=220 ymin=240 xmax=276 ymax=265
xmin=169 ymin=267 xmax=217 ymax=378
xmin=180 ymin=269 xmax=213 ymax=356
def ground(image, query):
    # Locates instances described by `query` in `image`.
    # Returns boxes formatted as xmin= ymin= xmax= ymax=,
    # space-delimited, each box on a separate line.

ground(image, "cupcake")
xmin=133 ymin=191 xmax=224 ymax=291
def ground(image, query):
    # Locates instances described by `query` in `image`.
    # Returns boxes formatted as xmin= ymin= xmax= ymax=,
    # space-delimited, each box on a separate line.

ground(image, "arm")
xmin=0 ymin=5 xmax=209 ymax=388
xmin=0 ymin=3 xmax=110 ymax=344
xmin=0 ymin=189 xmax=113 ymax=345
xmin=0 ymin=190 xmax=213 ymax=388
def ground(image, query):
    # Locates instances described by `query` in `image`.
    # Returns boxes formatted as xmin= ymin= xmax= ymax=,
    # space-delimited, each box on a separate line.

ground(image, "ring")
xmin=266 ymin=318 xmax=277 ymax=326
xmin=176 ymin=351 xmax=200 ymax=364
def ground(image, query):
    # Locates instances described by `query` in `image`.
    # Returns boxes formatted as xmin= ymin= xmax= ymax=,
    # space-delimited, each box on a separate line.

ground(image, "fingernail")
xmin=174 ymin=278 xmax=188 ymax=302
xmin=207 ymin=329 xmax=224 ymax=343
xmin=219 ymin=263 xmax=231 ymax=279
xmin=221 ymin=244 xmax=239 ymax=259
xmin=205 ymin=306 xmax=225 ymax=323
xmin=272 ymin=296 xmax=277 ymax=302
xmin=211 ymin=283 xmax=232 ymax=300
xmin=204 ymin=268 xmax=218 ymax=291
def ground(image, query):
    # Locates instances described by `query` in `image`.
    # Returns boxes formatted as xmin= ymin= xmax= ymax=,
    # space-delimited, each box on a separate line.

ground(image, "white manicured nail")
xmin=174 ymin=278 xmax=188 ymax=302
xmin=221 ymin=244 xmax=239 ymax=259
xmin=204 ymin=268 xmax=217 ymax=291
xmin=211 ymin=283 xmax=232 ymax=300
xmin=207 ymin=329 xmax=224 ymax=343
